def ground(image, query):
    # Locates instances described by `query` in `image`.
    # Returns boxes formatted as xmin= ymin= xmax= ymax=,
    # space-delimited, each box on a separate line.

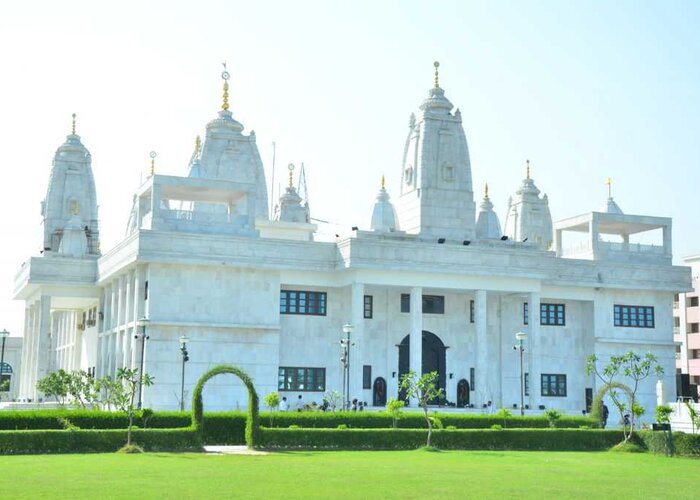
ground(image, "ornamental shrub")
xmin=257 ymin=428 xmax=625 ymax=451
xmin=0 ymin=428 xmax=201 ymax=455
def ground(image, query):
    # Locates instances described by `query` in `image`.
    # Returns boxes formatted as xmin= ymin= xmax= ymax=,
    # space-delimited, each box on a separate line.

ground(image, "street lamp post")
xmin=135 ymin=317 xmax=150 ymax=409
xmin=340 ymin=323 xmax=354 ymax=411
xmin=0 ymin=329 xmax=9 ymax=397
xmin=514 ymin=331 xmax=528 ymax=417
xmin=179 ymin=335 xmax=189 ymax=411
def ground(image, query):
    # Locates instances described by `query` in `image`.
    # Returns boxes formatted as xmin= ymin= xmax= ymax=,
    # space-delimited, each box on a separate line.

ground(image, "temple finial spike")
xmin=288 ymin=163 xmax=294 ymax=188
xmin=526 ymin=159 xmax=531 ymax=179
xmin=221 ymin=62 xmax=230 ymax=111
xmin=606 ymin=177 xmax=613 ymax=198
xmin=195 ymin=135 xmax=202 ymax=154
xmin=71 ymin=113 xmax=76 ymax=135
xmin=149 ymin=151 xmax=157 ymax=177
xmin=433 ymin=61 xmax=440 ymax=88
xmin=485 ymin=182 xmax=489 ymax=198
xmin=381 ymin=175 xmax=385 ymax=189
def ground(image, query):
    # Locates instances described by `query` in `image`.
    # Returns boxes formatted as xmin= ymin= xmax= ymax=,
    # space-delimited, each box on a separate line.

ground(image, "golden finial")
xmin=195 ymin=135 xmax=202 ymax=157
xmin=221 ymin=62 xmax=230 ymax=111
xmin=526 ymin=159 xmax=531 ymax=179
xmin=484 ymin=183 xmax=489 ymax=198
xmin=71 ymin=113 xmax=76 ymax=135
xmin=606 ymin=177 xmax=613 ymax=198
xmin=149 ymin=151 xmax=157 ymax=177
xmin=70 ymin=200 xmax=80 ymax=215
xmin=381 ymin=175 xmax=385 ymax=189
xmin=288 ymin=163 xmax=294 ymax=188
xmin=433 ymin=61 xmax=440 ymax=88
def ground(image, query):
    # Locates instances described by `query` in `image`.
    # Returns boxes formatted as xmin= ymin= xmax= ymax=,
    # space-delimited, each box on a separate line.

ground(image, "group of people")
xmin=277 ymin=395 xmax=369 ymax=412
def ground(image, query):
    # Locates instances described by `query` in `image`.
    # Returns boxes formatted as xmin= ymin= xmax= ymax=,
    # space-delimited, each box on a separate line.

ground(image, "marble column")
xmin=474 ymin=290 xmax=488 ymax=406
xmin=528 ymin=292 xmax=541 ymax=409
xmin=34 ymin=295 xmax=52 ymax=400
xmin=349 ymin=282 xmax=365 ymax=403
xmin=409 ymin=287 xmax=422 ymax=406
xmin=18 ymin=305 xmax=32 ymax=399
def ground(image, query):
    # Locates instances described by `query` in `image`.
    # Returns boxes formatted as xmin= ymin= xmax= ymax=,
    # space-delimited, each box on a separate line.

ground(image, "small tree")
xmin=586 ymin=351 xmax=663 ymax=443
xmin=112 ymin=368 xmax=154 ymax=448
xmin=386 ymin=398 xmax=405 ymax=429
xmin=544 ymin=409 xmax=562 ymax=428
xmin=264 ymin=391 xmax=281 ymax=427
xmin=684 ymin=400 xmax=699 ymax=434
xmin=655 ymin=405 xmax=673 ymax=424
xmin=67 ymin=370 xmax=100 ymax=408
xmin=324 ymin=390 xmax=342 ymax=412
xmin=495 ymin=408 xmax=512 ymax=428
xmin=36 ymin=369 xmax=72 ymax=406
xmin=399 ymin=370 xmax=444 ymax=447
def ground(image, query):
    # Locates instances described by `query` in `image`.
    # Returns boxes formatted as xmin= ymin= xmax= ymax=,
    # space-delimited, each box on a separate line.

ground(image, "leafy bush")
xmin=257 ymin=428 xmax=625 ymax=451
xmin=544 ymin=410 xmax=562 ymax=428
xmin=0 ymin=428 xmax=201 ymax=455
xmin=337 ymin=424 xmax=348 ymax=430
xmin=490 ymin=424 xmax=503 ymax=430
xmin=640 ymin=431 xmax=700 ymax=457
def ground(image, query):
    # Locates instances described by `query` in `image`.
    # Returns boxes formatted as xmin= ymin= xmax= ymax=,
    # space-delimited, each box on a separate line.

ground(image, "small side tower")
xmin=475 ymin=183 xmax=502 ymax=240
xmin=503 ymin=160 xmax=553 ymax=250
xmin=41 ymin=114 xmax=99 ymax=256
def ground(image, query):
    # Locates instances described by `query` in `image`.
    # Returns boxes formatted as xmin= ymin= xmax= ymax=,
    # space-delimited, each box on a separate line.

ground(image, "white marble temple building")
xmin=13 ymin=65 xmax=691 ymax=420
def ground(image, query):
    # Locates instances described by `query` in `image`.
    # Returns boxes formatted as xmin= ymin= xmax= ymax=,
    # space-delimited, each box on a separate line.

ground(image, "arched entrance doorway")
xmin=373 ymin=377 xmax=387 ymax=407
xmin=457 ymin=379 xmax=470 ymax=407
xmin=397 ymin=331 xmax=446 ymax=403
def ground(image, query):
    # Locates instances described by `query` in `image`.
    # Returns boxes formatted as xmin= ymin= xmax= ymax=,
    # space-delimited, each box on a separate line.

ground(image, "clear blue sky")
xmin=1 ymin=0 xmax=699 ymax=335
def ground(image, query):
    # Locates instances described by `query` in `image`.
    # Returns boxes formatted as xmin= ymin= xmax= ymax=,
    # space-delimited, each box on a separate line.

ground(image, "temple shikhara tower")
xmin=12 ymin=63 xmax=691 ymax=421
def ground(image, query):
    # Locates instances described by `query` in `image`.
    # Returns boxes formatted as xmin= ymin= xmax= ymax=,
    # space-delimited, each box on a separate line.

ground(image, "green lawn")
xmin=0 ymin=450 xmax=697 ymax=499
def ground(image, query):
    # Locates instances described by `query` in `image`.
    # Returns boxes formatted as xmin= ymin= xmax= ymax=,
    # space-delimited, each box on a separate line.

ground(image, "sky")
xmin=1 ymin=0 xmax=699 ymax=336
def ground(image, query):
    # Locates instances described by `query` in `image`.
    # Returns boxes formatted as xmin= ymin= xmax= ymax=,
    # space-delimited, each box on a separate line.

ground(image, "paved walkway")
xmin=204 ymin=445 xmax=269 ymax=455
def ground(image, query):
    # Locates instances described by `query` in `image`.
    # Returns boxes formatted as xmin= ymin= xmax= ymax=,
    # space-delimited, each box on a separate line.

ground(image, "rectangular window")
xmin=280 ymin=290 xmax=327 ymax=316
xmin=363 ymin=365 xmax=372 ymax=389
xmin=613 ymin=305 xmax=654 ymax=328
xmin=277 ymin=367 xmax=326 ymax=391
xmin=690 ymin=297 xmax=699 ymax=307
xmin=470 ymin=300 xmax=475 ymax=323
xmin=540 ymin=303 xmax=565 ymax=326
xmin=523 ymin=302 xmax=529 ymax=325
xmin=363 ymin=295 xmax=373 ymax=319
xmin=422 ymin=295 xmax=445 ymax=314
xmin=541 ymin=374 xmax=567 ymax=397
xmin=524 ymin=372 xmax=529 ymax=396
xmin=690 ymin=323 xmax=700 ymax=334
xmin=401 ymin=294 xmax=410 ymax=313
xmin=144 ymin=280 xmax=149 ymax=300
xmin=470 ymin=367 xmax=475 ymax=391
xmin=400 ymin=294 xmax=445 ymax=314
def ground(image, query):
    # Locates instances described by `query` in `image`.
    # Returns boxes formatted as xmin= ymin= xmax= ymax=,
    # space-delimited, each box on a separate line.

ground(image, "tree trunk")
xmin=127 ymin=411 xmax=133 ymax=446
xmin=424 ymin=406 xmax=432 ymax=447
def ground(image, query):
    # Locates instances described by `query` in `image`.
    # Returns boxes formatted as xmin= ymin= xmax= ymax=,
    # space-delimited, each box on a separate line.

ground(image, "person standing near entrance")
xmin=602 ymin=404 xmax=609 ymax=428
xmin=279 ymin=396 xmax=289 ymax=412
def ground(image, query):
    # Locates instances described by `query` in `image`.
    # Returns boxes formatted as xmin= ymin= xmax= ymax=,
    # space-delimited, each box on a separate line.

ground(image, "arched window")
xmin=0 ymin=362 xmax=12 ymax=392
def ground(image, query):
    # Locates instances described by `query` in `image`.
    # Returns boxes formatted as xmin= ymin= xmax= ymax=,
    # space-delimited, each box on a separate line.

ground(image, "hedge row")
xmin=258 ymin=428 xmax=625 ymax=451
xmin=0 ymin=428 xmax=202 ymax=455
xmin=260 ymin=412 xmax=598 ymax=430
xmin=0 ymin=410 xmax=192 ymax=431
xmin=640 ymin=431 xmax=700 ymax=457
xmin=0 ymin=410 xmax=597 ymax=433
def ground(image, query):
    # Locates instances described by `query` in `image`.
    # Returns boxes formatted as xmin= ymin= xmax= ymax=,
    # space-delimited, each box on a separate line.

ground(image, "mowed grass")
xmin=0 ymin=450 xmax=698 ymax=499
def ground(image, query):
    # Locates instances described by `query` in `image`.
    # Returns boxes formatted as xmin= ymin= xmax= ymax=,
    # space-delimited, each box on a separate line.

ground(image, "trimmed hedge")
xmin=261 ymin=412 xmax=597 ymax=430
xmin=640 ymin=431 xmax=700 ymax=457
xmin=0 ymin=428 xmax=202 ymax=455
xmin=258 ymin=428 xmax=624 ymax=451
xmin=0 ymin=410 xmax=192 ymax=431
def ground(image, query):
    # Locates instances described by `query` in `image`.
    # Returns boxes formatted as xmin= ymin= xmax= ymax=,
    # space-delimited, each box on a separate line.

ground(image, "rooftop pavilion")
xmin=554 ymin=210 xmax=672 ymax=265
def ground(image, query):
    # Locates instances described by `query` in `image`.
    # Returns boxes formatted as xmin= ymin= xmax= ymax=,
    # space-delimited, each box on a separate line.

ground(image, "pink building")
xmin=675 ymin=254 xmax=700 ymax=399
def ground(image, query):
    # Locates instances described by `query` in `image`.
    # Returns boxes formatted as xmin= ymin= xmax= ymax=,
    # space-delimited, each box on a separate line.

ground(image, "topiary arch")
xmin=191 ymin=364 xmax=259 ymax=448
xmin=590 ymin=382 xmax=634 ymax=426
